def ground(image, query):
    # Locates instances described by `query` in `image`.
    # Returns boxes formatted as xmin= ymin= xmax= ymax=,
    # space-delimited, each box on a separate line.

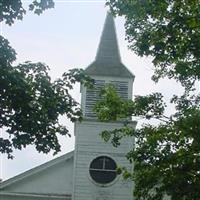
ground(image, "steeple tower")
xmin=82 ymin=13 xmax=134 ymax=118
xmin=73 ymin=13 xmax=136 ymax=200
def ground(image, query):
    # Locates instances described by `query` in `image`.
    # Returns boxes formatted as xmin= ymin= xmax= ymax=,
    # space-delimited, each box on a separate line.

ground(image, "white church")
xmin=0 ymin=13 xmax=137 ymax=200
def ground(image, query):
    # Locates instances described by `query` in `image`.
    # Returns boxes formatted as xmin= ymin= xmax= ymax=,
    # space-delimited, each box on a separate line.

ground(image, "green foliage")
xmin=0 ymin=0 xmax=54 ymax=25
xmin=95 ymin=85 xmax=132 ymax=121
xmin=95 ymin=85 xmax=166 ymax=121
xmin=0 ymin=1 xmax=93 ymax=158
xmin=131 ymin=109 xmax=200 ymax=200
xmin=96 ymin=86 xmax=200 ymax=200
xmin=107 ymin=0 xmax=200 ymax=90
xmin=0 ymin=35 xmax=92 ymax=158
xmin=94 ymin=85 xmax=166 ymax=121
xmin=94 ymin=1 xmax=200 ymax=199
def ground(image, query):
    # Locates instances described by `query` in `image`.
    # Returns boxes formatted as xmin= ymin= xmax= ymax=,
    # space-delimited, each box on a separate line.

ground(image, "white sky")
xmin=0 ymin=0 xmax=183 ymax=180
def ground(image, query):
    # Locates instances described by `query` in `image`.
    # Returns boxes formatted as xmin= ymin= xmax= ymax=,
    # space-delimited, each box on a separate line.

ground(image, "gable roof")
xmin=85 ymin=12 xmax=134 ymax=78
xmin=0 ymin=151 xmax=74 ymax=189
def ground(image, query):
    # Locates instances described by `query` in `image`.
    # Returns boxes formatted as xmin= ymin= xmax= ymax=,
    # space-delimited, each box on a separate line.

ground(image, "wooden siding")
xmin=73 ymin=121 xmax=136 ymax=200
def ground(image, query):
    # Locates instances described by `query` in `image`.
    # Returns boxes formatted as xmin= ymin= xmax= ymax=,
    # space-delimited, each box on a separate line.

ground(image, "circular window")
xmin=89 ymin=156 xmax=117 ymax=184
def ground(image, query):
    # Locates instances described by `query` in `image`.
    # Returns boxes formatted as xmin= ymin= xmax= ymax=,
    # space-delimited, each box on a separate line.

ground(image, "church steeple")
xmin=82 ymin=12 xmax=135 ymax=118
xmin=85 ymin=12 xmax=134 ymax=78
xmin=95 ymin=12 xmax=121 ymax=63
xmin=73 ymin=13 xmax=135 ymax=200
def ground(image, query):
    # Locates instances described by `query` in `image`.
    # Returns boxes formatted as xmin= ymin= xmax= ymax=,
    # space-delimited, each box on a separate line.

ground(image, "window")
xmin=89 ymin=156 xmax=117 ymax=184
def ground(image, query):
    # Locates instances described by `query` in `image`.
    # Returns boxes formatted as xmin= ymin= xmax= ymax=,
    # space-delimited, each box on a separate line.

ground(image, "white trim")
xmin=0 ymin=192 xmax=71 ymax=199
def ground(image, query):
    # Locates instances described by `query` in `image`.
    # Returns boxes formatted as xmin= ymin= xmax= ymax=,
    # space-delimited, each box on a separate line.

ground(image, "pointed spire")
xmin=85 ymin=12 xmax=134 ymax=78
xmin=95 ymin=12 xmax=121 ymax=63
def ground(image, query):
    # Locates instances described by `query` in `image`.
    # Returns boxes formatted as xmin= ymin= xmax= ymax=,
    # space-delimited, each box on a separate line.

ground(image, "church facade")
xmin=0 ymin=13 xmax=136 ymax=200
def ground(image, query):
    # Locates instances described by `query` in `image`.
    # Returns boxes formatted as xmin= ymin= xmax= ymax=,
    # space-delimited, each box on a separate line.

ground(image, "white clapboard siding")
xmin=73 ymin=121 xmax=136 ymax=200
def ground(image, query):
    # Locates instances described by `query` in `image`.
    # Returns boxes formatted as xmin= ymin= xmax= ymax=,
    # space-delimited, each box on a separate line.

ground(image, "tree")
xmin=0 ymin=0 xmax=54 ymax=25
xmin=0 ymin=0 xmax=92 ymax=158
xmin=107 ymin=0 xmax=200 ymax=89
xmin=94 ymin=1 xmax=200 ymax=199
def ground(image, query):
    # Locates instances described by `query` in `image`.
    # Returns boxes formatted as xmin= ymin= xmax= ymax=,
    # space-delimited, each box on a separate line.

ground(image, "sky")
xmin=0 ymin=0 xmax=183 ymax=181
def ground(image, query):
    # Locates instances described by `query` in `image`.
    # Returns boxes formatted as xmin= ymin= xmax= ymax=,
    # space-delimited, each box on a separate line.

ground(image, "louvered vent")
xmin=110 ymin=81 xmax=128 ymax=100
xmin=85 ymin=80 xmax=129 ymax=118
xmin=85 ymin=80 xmax=105 ymax=118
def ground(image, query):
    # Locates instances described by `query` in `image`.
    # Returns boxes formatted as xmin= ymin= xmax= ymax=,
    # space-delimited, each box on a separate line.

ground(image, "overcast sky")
xmin=0 ymin=0 xmax=183 ymax=180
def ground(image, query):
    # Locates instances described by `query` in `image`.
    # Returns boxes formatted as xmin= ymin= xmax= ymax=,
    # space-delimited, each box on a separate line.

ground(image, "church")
xmin=0 ymin=13 xmax=137 ymax=200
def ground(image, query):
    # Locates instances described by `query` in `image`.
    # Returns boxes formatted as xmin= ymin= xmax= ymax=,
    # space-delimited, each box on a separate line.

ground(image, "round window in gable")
xmin=89 ymin=156 xmax=117 ymax=184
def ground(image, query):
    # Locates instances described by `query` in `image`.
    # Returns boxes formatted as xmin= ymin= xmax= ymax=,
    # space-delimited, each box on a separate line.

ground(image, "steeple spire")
xmin=95 ymin=12 xmax=121 ymax=63
xmin=85 ymin=12 xmax=134 ymax=78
